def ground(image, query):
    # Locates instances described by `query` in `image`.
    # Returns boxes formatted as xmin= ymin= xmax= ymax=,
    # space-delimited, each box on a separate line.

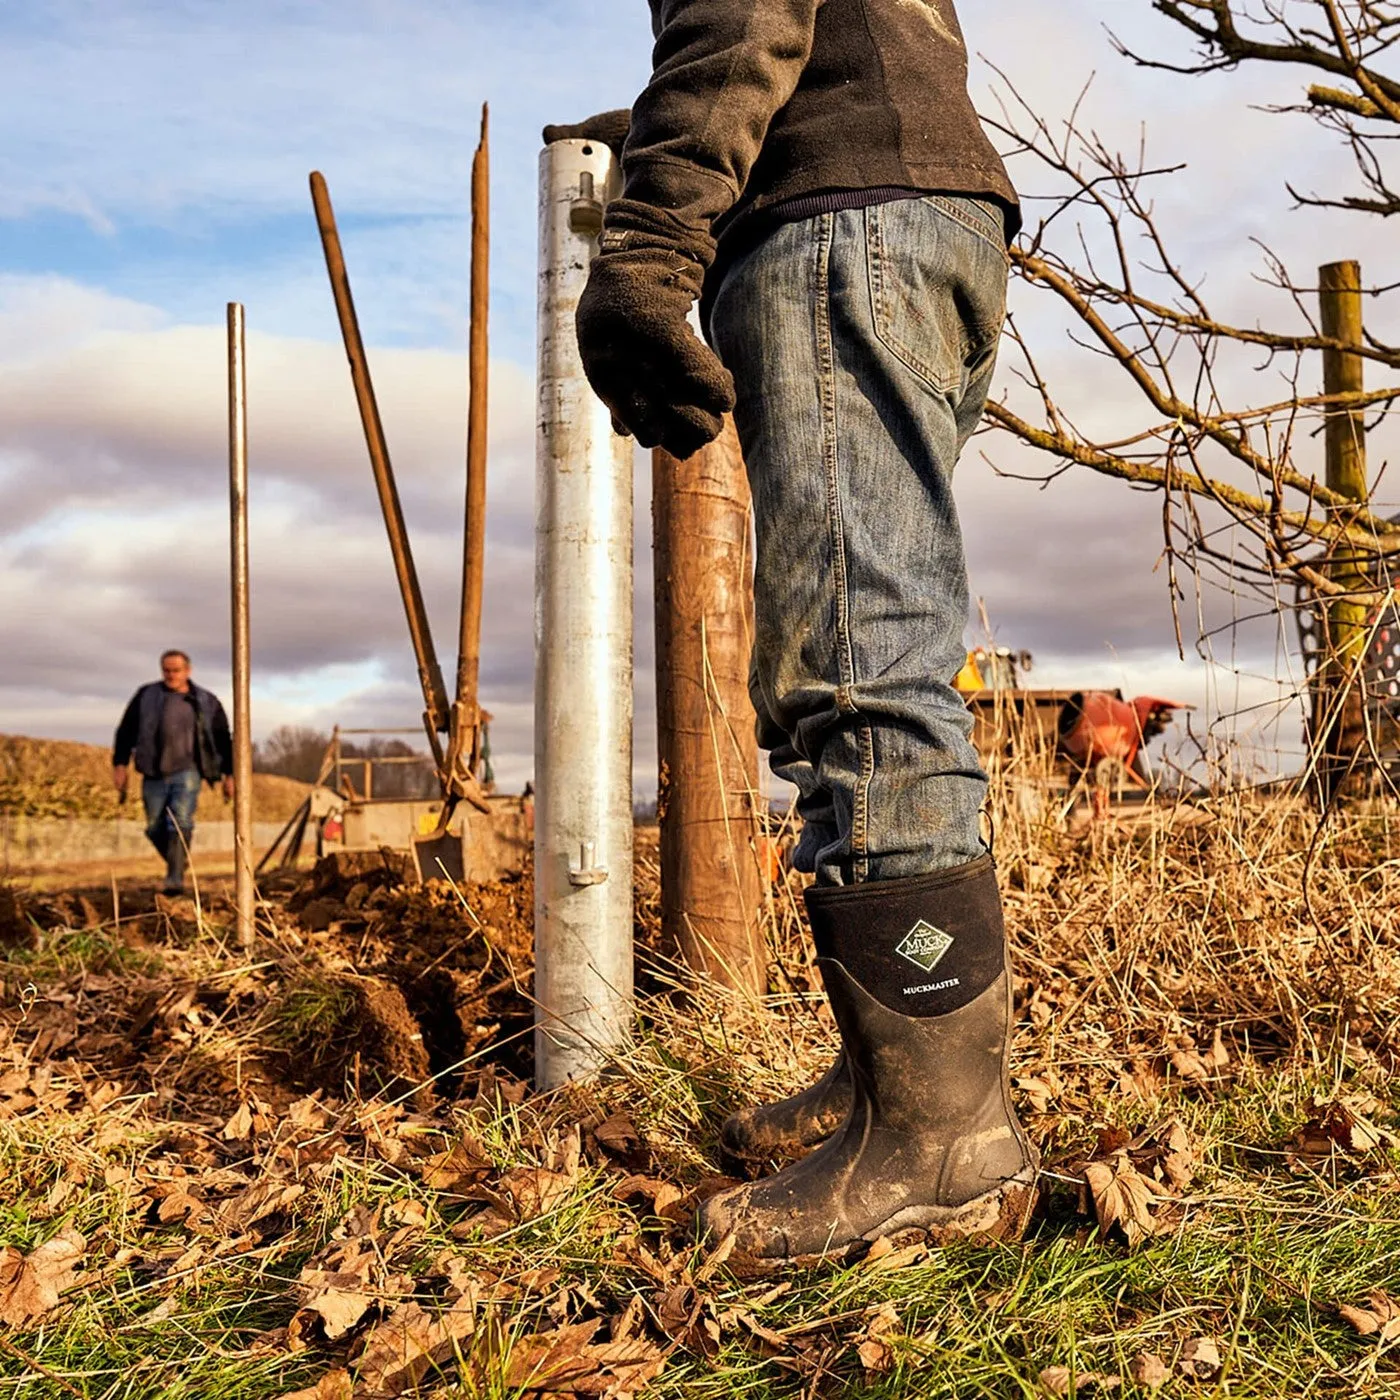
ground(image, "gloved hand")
xmin=576 ymin=211 xmax=735 ymax=460
xmin=542 ymin=109 xmax=631 ymax=158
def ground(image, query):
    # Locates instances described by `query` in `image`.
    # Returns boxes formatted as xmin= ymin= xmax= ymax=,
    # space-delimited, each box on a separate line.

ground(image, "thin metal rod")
xmin=309 ymin=171 xmax=451 ymax=751
xmin=227 ymin=302 xmax=255 ymax=950
xmin=457 ymin=103 xmax=490 ymax=719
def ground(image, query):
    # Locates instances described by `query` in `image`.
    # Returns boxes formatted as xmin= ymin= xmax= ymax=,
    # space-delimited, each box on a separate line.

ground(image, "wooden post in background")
xmin=653 ymin=419 xmax=765 ymax=994
xmin=227 ymin=302 xmax=255 ymax=950
xmin=1317 ymin=260 xmax=1371 ymax=803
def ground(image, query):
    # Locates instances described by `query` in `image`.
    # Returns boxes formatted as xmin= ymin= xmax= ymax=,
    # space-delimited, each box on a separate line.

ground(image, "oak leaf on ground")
xmin=1339 ymin=1290 xmax=1400 ymax=1342
xmin=496 ymin=1317 xmax=667 ymax=1397
xmin=0 ymin=1227 xmax=85 ymax=1327
xmin=854 ymin=1301 xmax=901 ymax=1374
xmin=351 ymin=1299 xmax=476 ymax=1396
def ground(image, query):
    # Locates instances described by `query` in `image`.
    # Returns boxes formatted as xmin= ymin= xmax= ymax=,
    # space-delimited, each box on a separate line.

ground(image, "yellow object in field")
xmin=954 ymin=653 xmax=984 ymax=693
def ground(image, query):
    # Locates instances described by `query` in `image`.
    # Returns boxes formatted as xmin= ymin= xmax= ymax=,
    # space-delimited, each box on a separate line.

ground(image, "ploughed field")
xmin=0 ymin=793 xmax=1398 ymax=1398
xmin=0 ymin=734 xmax=308 ymax=824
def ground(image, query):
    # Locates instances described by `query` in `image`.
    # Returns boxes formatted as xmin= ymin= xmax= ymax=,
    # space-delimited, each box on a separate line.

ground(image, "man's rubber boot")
xmin=697 ymin=855 xmax=1037 ymax=1267
xmin=720 ymin=1052 xmax=853 ymax=1161
xmin=162 ymin=833 xmax=187 ymax=896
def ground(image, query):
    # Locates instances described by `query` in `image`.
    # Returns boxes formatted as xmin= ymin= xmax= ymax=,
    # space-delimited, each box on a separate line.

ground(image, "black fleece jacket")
xmin=610 ymin=0 xmax=1017 ymax=283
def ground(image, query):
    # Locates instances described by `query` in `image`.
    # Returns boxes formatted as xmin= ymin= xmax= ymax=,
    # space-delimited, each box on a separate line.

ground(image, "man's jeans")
xmin=710 ymin=195 xmax=1009 ymax=886
xmin=142 ymin=768 xmax=201 ymax=887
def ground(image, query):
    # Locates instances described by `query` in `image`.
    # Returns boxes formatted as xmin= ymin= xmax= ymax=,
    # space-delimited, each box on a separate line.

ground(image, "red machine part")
xmin=1057 ymin=691 xmax=1189 ymax=780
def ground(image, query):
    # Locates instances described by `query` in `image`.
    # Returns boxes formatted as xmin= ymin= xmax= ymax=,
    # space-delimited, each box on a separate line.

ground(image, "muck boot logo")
xmin=895 ymin=918 xmax=954 ymax=973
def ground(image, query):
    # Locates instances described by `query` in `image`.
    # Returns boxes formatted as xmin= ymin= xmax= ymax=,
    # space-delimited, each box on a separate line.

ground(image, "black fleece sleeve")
xmin=113 ymin=693 xmax=140 ymax=767
xmin=612 ymin=0 xmax=821 ymax=262
xmin=211 ymin=699 xmax=234 ymax=777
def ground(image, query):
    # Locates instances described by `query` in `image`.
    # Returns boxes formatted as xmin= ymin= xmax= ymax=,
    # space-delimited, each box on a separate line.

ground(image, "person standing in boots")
xmin=549 ymin=0 xmax=1038 ymax=1264
xmin=113 ymin=650 xmax=234 ymax=895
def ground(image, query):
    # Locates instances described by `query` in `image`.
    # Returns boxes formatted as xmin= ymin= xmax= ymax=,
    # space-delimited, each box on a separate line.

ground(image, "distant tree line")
xmin=253 ymin=725 xmax=439 ymax=800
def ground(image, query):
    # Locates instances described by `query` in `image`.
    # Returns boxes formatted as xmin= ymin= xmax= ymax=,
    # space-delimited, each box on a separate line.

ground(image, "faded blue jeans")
xmin=142 ymin=767 xmax=201 ymax=888
xmin=709 ymin=195 xmax=1008 ymax=886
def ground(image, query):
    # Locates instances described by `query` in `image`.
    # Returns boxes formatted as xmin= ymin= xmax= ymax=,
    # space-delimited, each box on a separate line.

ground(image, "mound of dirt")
xmin=0 ymin=733 xmax=309 ymax=822
xmin=275 ymin=849 xmax=536 ymax=1095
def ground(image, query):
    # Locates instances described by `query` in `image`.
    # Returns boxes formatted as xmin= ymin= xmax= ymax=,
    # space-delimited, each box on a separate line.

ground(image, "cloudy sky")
xmin=2 ymin=0 xmax=1393 ymax=792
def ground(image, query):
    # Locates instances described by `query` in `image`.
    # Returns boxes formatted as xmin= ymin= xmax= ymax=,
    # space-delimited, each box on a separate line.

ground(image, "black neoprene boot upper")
xmin=697 ymin=855 xmax=1037 ymax=1265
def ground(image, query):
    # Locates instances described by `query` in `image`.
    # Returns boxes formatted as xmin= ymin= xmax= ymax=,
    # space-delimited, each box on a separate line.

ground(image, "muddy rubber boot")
xmin=720 ymin=1052 xmax=853 ymax=1161
xmin=698 ymin=855 xmax=1037 ymax=1267
xmin=162 ymin=840 xmax=187 ymax=896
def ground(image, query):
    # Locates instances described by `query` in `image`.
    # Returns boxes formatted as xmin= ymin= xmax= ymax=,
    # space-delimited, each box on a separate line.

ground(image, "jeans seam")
xmin=815 ymin=215 xmax=868 ymax=875
xmin=817 ymin=214 xmax=868 ymax=879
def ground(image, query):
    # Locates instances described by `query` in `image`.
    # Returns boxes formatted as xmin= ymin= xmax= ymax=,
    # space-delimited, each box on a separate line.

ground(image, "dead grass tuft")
xmin=0 ymin=777 xmax=1397 ymax=1396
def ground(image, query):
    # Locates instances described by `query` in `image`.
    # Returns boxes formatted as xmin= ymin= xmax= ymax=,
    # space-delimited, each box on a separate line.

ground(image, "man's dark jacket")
xmin=614 ymin=0 xmax=1017 ymax=277
xmin=113 ymin=683 xmax=233 ymax=784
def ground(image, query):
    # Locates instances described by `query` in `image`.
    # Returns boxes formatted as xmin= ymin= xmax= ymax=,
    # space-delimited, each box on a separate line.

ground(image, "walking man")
xmin=549 ymin=0 xmax=1037 ymax=1263
xmin=113 ymin=651 xmax=234 ymax=895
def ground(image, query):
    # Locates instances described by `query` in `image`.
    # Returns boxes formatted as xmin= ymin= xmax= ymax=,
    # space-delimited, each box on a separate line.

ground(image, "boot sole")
xmin=719 ymin=1157 xmax=1041 ymax=1276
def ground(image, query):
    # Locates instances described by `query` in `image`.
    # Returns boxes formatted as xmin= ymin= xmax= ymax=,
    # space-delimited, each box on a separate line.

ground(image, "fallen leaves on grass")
xmin=492 ymin=1317 xmax=666 ymax=1397
xmin=1129 ymin=1351 xmax=1169 ymax=1389
xmin=1082 ymin=1154 xmax=1157 ymax=1246
xmin=0 ymin=1228 xmax=85 ymax=1327
xmin=351 ymin=1300 xmax=477 ymax=1396
xmin=1177 ymin=1336 xmax=1222 ymax=1380
xmin=1291 ymin=1098 xmax=1395 ymax=1164
xmin=1077 ymin=1119 xmax=1198 ymax=1245
xmin=854 ymin=1301 xmax=900 ymax=1375
xmin=1339 ymin=1290 xmax=1400 ymax=1342
xmin=275 ymin=1369 xmax=353 ymax=1400
xmin=1038 ymin=1364 xmax=1120 ymax=1394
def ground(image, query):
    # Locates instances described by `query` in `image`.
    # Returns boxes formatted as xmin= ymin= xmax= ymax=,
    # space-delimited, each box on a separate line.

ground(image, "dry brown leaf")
xmin=653 ymin=1282 xmax=721 ymax=1357
xmin=612 ymin=1175 xmax=684 ymax=1219
xmin=289 ymin=1274 xmax=380 ymax=1347
xmin=0 ymin=1227 xmax=85 ymax=1327
xmin=352 ymin=1300 xmax=475 ymax=1396
xmin=1038 ymin=1366 xmax=1120 ymax=1395
xmin=1154 ymin=1121 xmax=1196 ymax=1194
xmin=499 ymin=1318 xmax=667 ymax=1397
xmin=854 ymin=1301 xmax=900 ymax=1375
xmin=1082 ymin=1154 xmax=1157 ymax=1246
xmin=1015 ymin=1070 xmax=1064 ymax=1114
xmin=1129 ymin=1351 xmax=1170 ymax=1389
xmin=1339 ymin=1290 xmax=1400 ymax=1342
xmin=419 ymin=1136 xmax=492 ymax=1191
xmin=218 ymin=1178 xmax=306 ymax=1233
xmin=221 ymin=1094 xmax=274 ymax=1141
xmin=273 ymin=1367 xmax=354 ymax=1400
xmin=1177 ymin=1336 xmax=1222 ymax=1380
xmin=593 ymin=1114 xmax=645 ymax=1161
xmin=155 ymin=1189 xmax=206 ymax=1227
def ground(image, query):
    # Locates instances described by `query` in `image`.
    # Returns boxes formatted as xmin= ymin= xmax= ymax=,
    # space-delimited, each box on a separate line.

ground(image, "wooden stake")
xmin=457 ymin=103 xmax=490 ymax=746
xmin=227 ymin=302 xmax=255 ymax=949
xmin=1318 ymin=259 xmax=1370 ymax=802
xmin=653 ymin=421 xmax=765 ymax=994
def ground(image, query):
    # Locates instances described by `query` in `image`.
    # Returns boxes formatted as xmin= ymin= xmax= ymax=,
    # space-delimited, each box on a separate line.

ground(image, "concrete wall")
xmin=0 ymin=816 xmax=288 ymax=871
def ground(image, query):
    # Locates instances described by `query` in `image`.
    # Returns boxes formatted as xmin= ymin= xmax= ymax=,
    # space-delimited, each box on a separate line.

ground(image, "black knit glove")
xmin=541 ymin=109 xmax=631 ymax=158
xmin=576 ymin=208 xmax=735 ymax=459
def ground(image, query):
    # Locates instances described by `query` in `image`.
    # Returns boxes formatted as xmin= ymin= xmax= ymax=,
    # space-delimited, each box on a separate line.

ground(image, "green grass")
xmin=0 ymin=1059 xmax=1396 ymax=1398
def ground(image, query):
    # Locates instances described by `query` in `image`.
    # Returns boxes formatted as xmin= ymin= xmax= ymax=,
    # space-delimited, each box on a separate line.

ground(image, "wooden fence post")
xmin=653 ymin=419 xmax=766 ymax=994
xmin=1317 ymin=259 xmax=1371 ymax=803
